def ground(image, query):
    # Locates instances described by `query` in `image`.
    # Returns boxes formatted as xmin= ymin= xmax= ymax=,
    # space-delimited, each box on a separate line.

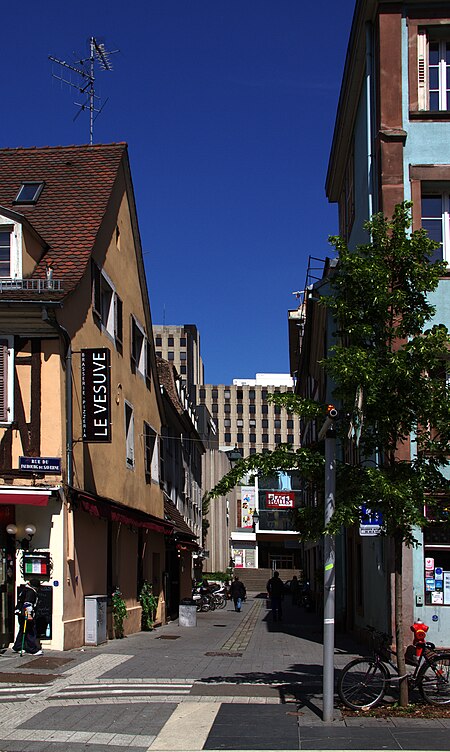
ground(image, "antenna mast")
xmin=49 ymin=36 xmax=118 ymax=145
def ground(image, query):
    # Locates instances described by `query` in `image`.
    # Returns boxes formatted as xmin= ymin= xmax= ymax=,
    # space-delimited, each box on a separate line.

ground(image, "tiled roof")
xmin=0 ymin=143 xmax=127 ymax=298
xmin=164 ymin=498 xmax=197 ymax=539
xmin=157 ymin=357 xmax=185 ymax=417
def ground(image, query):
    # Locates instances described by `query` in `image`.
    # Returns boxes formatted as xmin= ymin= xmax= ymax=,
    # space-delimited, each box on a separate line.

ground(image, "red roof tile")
xmin=0 ymin=143 xmax=127 ymax=298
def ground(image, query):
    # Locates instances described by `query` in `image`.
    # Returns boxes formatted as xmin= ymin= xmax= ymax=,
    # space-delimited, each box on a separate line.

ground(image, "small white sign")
xmin=432 ymin=591 xmax=444 ymax=605
xmin=359 ymin=525 xmax=381 ymax=537
xmin=444 ymin=572 xmax=450 ymax=605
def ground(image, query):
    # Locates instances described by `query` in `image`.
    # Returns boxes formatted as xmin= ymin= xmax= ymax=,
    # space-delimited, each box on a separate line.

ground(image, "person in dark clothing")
xmin=290 ymin=575 xmax=301 ymax=606
xmin=229 ymin=576 xmax=246 ymax=612
xmin=266 ymin=571 xmax=284 ymax=622
xmin=12 ymin=581 xmax=42 ymax=655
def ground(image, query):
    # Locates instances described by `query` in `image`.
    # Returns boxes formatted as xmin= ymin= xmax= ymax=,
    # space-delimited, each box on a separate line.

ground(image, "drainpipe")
xmin=366 ymin=21 xmax=374 ymax=220
xmin=42 ymin=308 xmax=73 ymax=487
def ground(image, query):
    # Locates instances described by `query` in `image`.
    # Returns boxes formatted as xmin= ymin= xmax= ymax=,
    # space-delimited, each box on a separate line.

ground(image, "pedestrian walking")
xmin=12 ymin=580 xmax=42 ymax=656
xmin=266 ymin=570 xmax=284 ymax=622
xmin=229 ymin=576 xmax=246 ymax=612
xmin=290 ymin=575 xmax=301 ymax=606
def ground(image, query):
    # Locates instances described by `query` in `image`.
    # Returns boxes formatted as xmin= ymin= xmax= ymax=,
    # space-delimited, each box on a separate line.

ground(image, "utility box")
xmin=84 ymin=595 xmax=108 ymax=645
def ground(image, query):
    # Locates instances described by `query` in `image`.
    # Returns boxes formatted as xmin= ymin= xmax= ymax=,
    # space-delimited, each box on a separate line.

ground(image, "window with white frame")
xmin=92 ymin=262 xmax=123 ymax=345
xmin=418 ymin=29 xmax=450 ymax=111
xmin=421 ymin=192 xmax=450 ymax=263
xmin=131 ymin=316 xmax=147 ymax=378
xmin=125 ymin=401 xmax=134 ymax=469
xmin=0 ymin=220 xmax=21 ymax=279
xmin=0 ymin=337 xmax=14 ymax=423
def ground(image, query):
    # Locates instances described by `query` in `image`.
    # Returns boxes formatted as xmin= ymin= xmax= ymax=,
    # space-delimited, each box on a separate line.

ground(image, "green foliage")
xmin=139 ymin=581 xmax=158 ymax=631
xmin=111 ymin=587 xmax=128 ymax=639
xmin=203 ymin=571 xmax=231 ymax=583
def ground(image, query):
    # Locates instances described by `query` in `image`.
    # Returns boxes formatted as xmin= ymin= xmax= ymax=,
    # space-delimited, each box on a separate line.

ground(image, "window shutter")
xmin=418 ymin=30 xmax=428 ymax=110
xmin=146 ymin=339 xmax=152 ymax=389
xmin=114 ymin=294 xmax=123 ymax=345
xmin=92 ymin=261 xmax=101 ymax=315
xmin=0 ymin=339 xmax=8 ymax=422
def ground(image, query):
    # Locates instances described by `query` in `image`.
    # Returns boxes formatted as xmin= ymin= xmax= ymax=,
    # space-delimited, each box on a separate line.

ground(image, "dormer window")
xmin=14 ymin=182 xmax=44 ymax=205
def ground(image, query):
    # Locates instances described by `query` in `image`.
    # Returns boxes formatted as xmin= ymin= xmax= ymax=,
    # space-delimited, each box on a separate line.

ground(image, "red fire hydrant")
xmin=411 ymin=619 xmax=429 ymax=657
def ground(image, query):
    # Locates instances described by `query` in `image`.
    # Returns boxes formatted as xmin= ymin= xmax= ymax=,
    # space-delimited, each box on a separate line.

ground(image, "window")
xmin=249 ymin=433 xmax=256 ymax=443
xmin=156 ymin=351 xmax=162 ymax=358
xmin=237 ymin=419 xmax=243 ymax=427
xmin=0 ymin=229 xmax=11 ymax=278
xmin=275 ymin=434 xmax=282 ymax=443
xmin=155 ymin=336 xmax=162 ymax=347
xmin=237 ymin=432 xmax=244 ymax=442
xmin=212 ymin=404 xmax=218 ymax=413
xmin=212 ymin=389 xmax=218 ymax=400
xmin=262 ymin=433 xmax=269 ymax=444
xmin=0 ymin=337 xmax=13 ymax=423
xmin=144 ymin=422 xmax=158 ymax=481
xmin=287 ymin=434 xmax=294 ymax=444
xmin=224 ymin=403 xmax=231 ymax=413
xmin=180 ymin=351 xmax=187 ymax=361
xmin=249 ymin=404 xmax=256 ymax=414
xmin=168 ymin=352 xmax=174 ymax=360
xmin=199 ymin=388 xmax=206 ymax=400
xmin=262 ymin=419 xmax=268 ymax=428
xmin=417 ymin=29 xmax=450 ymax=111
xmin=125 ymin=402 xmax=134 ymax=468
xmin=180 ymin=365 xmax=186 ymax=374
xmin=274 ymin=419 xmax=282 ymax=429
xmin=92 ymin=262 xmax=123 ymax=346
xmin=287 ymin=419 xmax=294 ymax=429
xmin=249 ymin=389 xmax=255 ymax=400
xmin=168 ymin=337 xmax=174 ymax=346
xmin=224 ymin=390 xmax=230 ymax=399
xmin=249 ymin=419 xmax=256 ymax=427
xmin=224 ymin=419 xmax=231 ymax=427
xmin=224 ymin=432 xmax=231 ymax=442
xmin=237 ymin=389 xmax=243 ymax=400
xmin=421 ymin=193 xmax=450 ymax=262
xmin=261 ymin=390 xmax=268 ymax=400
xmin=274 ymin=405 xmax=281 ymax=415
xmin=14 ymin=182 xmax=44 ymax=204
xmin=237 ymin=404 xmax=243 ymax=414
xmin=180 ymin=337 xmax=186 ymax=347
xmin=131 ymin=316 xmax=147 ymax=377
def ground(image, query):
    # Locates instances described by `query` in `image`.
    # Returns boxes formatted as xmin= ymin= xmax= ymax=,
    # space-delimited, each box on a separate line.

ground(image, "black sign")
xmin=35 ymin=585 xmax=53 ymax=639
xmin=81 ymin=348 xmax=112 ymax=442
xmin=19 ymin=457 xmax=61 ymax=473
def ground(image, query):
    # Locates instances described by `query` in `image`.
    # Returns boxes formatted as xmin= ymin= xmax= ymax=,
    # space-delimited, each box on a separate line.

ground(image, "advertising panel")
xmin=266 ymin=491 xmax=295 ymax=509
xmin=81 ymin=348 xmax=112 ymax=442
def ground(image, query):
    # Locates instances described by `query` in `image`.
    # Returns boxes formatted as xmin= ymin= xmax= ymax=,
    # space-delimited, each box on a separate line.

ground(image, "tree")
xmin=210 ymin=203 xmax=450 ymax=706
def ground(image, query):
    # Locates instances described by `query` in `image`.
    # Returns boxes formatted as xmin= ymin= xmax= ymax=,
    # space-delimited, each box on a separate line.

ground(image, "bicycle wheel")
xmin=338 ymin=658 xmax=389 ymax=710
xmin=418 ymin=653 xmax=450 ymax=705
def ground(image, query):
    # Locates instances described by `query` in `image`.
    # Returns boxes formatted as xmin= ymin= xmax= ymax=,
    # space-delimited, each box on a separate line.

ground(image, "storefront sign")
xmin=266 ymin=492 xmax=295 ymax=508
xmin=19 ymin=457 xmax=61 ymax=474
xmin=81 ymin=349 xmax=111 ymax=442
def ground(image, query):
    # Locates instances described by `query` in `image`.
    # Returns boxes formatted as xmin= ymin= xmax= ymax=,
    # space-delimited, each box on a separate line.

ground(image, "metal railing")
xmin=0 ymin=279 xmax=63 ymax=293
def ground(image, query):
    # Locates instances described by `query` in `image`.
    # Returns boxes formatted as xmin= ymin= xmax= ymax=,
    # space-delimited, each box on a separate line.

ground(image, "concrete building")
xmin=153 ymin=325 xmax=204 ymax=402
xmin=198 ymin=374 xmax=301 ymax=455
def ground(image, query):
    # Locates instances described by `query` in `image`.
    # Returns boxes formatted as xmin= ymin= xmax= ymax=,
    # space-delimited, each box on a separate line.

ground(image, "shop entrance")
xmin=0 ymin=505 xmax=15 ymax=647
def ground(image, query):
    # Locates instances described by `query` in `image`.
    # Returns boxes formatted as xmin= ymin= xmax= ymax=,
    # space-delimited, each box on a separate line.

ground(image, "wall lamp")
xmin=6 ymin=523 xmax=37 ymax=550
xmin=252 ymin=510 xmax=260 ymax=532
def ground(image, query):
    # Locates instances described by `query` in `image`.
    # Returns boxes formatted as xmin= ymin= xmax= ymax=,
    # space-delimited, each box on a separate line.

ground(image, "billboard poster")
xmin=81 ymin=348 xmax=112 ymax=442
xmin=241 ymin=486 xmax=255 ymax=528
xmin=266 ymin=491 xmax=295 ymax=509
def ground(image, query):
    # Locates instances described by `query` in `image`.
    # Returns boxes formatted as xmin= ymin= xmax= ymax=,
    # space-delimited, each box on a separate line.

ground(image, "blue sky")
xmin=3 ymin=0 xmax=355 ymax=384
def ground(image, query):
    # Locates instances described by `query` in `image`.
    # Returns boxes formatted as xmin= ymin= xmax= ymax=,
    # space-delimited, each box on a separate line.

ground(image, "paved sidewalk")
xmin=0 ymin=594 xmax=448 ymax=750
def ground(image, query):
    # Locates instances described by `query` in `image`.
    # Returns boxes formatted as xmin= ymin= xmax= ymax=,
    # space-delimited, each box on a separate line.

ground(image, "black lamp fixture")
xmin=6 ymin=523 xmax=36 ymax=550
xmin=226 ymin=444 xmax=242 ymax=466
xmin=252 ymin=510 xmax=260 ymax=532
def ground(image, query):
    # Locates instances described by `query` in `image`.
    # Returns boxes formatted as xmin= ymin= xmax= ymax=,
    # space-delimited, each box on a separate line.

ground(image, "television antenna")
xmin=49 ymin=36 xmax=119 ymax=145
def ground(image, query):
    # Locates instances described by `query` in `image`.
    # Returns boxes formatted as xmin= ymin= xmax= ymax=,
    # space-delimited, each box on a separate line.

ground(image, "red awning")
xmin=0 ymin=492 xmax=49 ymax=506
xmin=75 ymin=491 xmax=173 ymax=535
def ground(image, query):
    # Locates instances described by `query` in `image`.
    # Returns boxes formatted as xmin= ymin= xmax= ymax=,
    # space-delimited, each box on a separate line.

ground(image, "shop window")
xmin=424 ymin=524 xmax=450 ymax=605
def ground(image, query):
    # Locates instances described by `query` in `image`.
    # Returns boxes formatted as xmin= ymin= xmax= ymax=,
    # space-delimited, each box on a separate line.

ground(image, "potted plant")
xmin=111 ymin=587 xmax=128 ymax=638
xmin=139 ymin=581 xmax=158 ymax=631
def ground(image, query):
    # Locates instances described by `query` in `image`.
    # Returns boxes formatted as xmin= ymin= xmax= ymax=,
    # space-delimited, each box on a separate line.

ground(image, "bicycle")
xmin=338 ymin=624 xmax=450 ymax=709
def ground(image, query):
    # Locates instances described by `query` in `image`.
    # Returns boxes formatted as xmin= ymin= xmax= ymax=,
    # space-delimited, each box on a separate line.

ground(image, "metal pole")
xmin=323 ymin=423 xmax=336 ymax=722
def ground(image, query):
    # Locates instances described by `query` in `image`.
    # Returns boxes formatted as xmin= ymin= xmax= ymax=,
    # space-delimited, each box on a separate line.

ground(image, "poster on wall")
xmin=444 ymin=572 xmax=450 ymax=605
xmin=233 ymin=549 xmax=244 ymax=568
xmin=241 ymin=487 xmax=255 ymax=529
xmin=432 ymin=591 xmax=444 ymax=605
xmin=266 ymin=491 xmax=295 ymax=508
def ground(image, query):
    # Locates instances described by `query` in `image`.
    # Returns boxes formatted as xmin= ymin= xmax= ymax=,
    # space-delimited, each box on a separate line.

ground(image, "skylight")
xmin=14 ymin=182 xmax=45 ymax=204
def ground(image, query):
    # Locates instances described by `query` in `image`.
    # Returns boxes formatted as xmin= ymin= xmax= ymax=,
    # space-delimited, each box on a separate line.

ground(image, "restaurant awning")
xmin=71 ymin=489 xmax=174 ymax=535
xmin=0 ymin=490 xmax=50 ymax=506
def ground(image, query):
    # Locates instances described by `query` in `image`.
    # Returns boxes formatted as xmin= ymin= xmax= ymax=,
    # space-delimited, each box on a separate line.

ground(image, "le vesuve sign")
xmin=81 ymin=348 xmax=111 ymax=442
